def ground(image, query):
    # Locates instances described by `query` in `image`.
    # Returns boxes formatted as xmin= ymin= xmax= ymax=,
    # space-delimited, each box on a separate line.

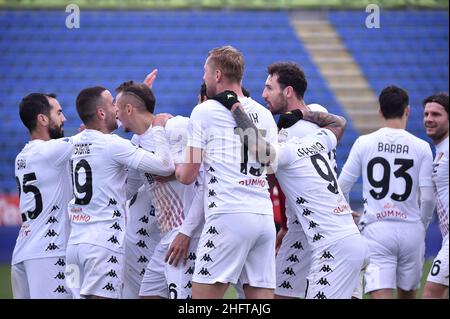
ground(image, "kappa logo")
xmin=187 ymin=252 xmax=197 ymax=261
xmin=54 ymin=272 xmax=65 ymax=280
xmin=53 ymin=285 xmax=67 ymax=294
xmin=194 ymin=180 xmax=200 ymax=188
xmin=320 ymin=251 xmax=334 ymax=259
xmin=317 ymin=277 xmax=331 ymax=286
xmin=110 ymin=222 xmax=122 ymax=231
xmin=313 ymin=233 xmax=324 ymax=242
xmin=197 ymin=267 xmax=211 ymax=276
xmin=208 ymin=176 xmax=218 ymax=184
xmin=136 ymin=228 xmax=149 ymax=237
xmin=106 ymin=270 xmax=118 ymax=278
xmin=292 ymin=219 xmax=300 ymax=225
xmin=107 ymin=256 xmax=119 ymax=264
xmin=290 ymin=241 xmax=304 ymax=250
xmin=282 ymin=267 xmax=296 ymax=276
xmin=139 ymin=215 xmax=149 ymax=224
xmin=278 ymin=281 xmax=293 ymax=289
xmin=46 ymin=216 xmax=58 ymax=224
xmin=309 ymin=221 xmax=319 ymax=229
xmin=112 ymin=210 xmax=121 ymax=218
xmin=50 ymin=205 xmax=60 ymax=212
xmin=208 ymin=167 xmax=215 ymax=172
xmin=320 ymin=265 xmax=333 ymax=273
xmin=137 ymin=256 xmax=148 ymax=263
xmin=184 ymin=281 xmax=192 ymax=289
xmin=363 ymin=198 xmax=368 ymax=204
xmin=149 ymin=205 xmax=155 ymax=216
xmin=204 ymin=240 xmax=216 ymax=249
xmin=102 ymin=283 xmax=115 ymax=291
xmin=108 ymin=198 xmax=117 ymax=206
xmin=185 ymin=266 xmax=194 ymax=275
xmin=108 ymin=235 xmax=119 ymax=245
xmin=54 ymin=258 xmax=65 ymax=266
xmin=286 ymin=254 xmax=299 ymax=263
xmin=45 ymin=229 xmax=58 ymax=237
xmin=45 ymin=243 xmax=59 ymax=251
xmin=140 ymin=268 xmax=146 ymax=276
xmin=200 ymin=254 xmax=213 ymax=262
xmin=208 ymin=189 xmax=217 ymax=197
xmin=208 ymin=202 xmax=217 ymax=209
xmin=302 ymin=208 xmax=314 ymax=216
xmin=206 ymin=226 xmax=219 ymax=235
xmin=296 ymin=197 xmax=308 ymax=205
xmin=136 ymin=240 xmax=148 ymax=248
xmin=314 ymin=291 xmax=327 ymax=299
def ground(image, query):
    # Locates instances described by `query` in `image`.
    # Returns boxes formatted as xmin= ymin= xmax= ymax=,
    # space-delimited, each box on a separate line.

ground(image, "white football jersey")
xmin=188 ymin=97 xmax=278 ymax=216
xmin=275 ymin=129 xmax=359 ymax=249
xmin=68 ymin=129 xmax=151 ymax=252
xmin=433 ymin=136 xmax=449 ymax=239
xmin=132 ymin=116 xmax=198 ymax=237
xmin=278 ymin=104 xmax=337 ymax=225
xmin=13 ymin=138 xmax=73 ymax=264
xmin=340 ymin=128 xmax=433 ymax=226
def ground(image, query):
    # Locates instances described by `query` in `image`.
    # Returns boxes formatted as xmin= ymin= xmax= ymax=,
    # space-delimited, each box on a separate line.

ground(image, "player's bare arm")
xmin=302 ymin=111 xmax=346 ymax=141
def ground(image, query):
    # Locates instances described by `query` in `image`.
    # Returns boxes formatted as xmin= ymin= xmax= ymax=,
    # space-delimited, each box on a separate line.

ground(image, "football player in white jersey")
xmin=115 ymin=80 xmax=204 ymax=299
xmin=214 ymin=90 xmax=367 ymax=299
xmin=65 ymin=86 xmax=174 ymax=299
xmin=12 ymin=93 xmax=73 ymax=299
xmin=261 ymin=61 xmax=337 ymax=299
xmin=338 ymin=86 xmax=435 ymax=299
xmin=422 ymin=92 xmax=449 ymax=299
xmin=176 ymin=46 xmax=278 ymax=299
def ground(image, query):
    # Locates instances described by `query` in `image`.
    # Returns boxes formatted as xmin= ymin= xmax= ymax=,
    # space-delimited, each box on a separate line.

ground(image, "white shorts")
xmin=306 ymin=233 xmax=368 ymax=299
xmin=192 ymin=213 xmax=276 ymax=289
xmin=275 ymin=222 xmax=312 ymax=298
xmin=123 ymin=188 xmax=161 ymax=299
xmin=65 ymin=243 xmax=124 ymax=299
xmin=362 ymin=221 xmax=425 ymax=293
xmin=426 ymin=236 xmax=449 ymax=287
xmin=11 ymin=256 xmax=71 ymax=299
xmin=139 ymin=235 xmax=200 ymax=299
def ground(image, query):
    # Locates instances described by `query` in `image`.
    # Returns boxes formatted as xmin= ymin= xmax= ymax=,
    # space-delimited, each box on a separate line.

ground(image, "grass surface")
xmin=0 ymin=260 xmax=433 ymax=299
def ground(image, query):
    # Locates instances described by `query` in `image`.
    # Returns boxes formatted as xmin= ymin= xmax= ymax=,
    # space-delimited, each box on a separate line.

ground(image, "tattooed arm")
xmin=302 ymin=111 xmax=347 ymax=142
xmin=231 ymin=104 xmax=277 ymax=165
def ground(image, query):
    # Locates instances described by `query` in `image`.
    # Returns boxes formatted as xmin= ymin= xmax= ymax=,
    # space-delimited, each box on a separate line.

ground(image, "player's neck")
xmin=384 ymin=118 xmax=406 ymax=130
xmin=433 ymin=132 xmax=449 ymax=145
xmin=217 ymin=83 xmax=244 ymax=97
xmin=30 ymin=129 xmax=50 ymax=141
xmin=287 ymin=98 xmax=308 ymax=113
xmin=135 ymin=113 xmax=154 ymax=135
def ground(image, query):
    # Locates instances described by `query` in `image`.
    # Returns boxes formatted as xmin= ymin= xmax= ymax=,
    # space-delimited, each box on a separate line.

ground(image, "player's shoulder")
xmin=166 ymin=115 xmax=189 ymax=130
xmin=308 ymin=103 xmax=328 ymax=113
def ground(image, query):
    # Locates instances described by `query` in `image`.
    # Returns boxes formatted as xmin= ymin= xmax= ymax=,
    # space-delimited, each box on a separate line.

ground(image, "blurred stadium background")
xmin=0 ymin=0 xmax=448 ymax=298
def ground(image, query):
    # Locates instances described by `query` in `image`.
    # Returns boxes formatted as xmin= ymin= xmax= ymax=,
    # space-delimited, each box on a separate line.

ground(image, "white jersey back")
xmin=188 ymin=97 xmax=278 ymax=216
xmin=278 ymin=104 xmax=337 ymax=171
xmin=13 ymin=138 xmax=73 ymax=264
xmin=68 ymin=130 xmax=146 ymax=252
xmin=132 ymin=116 xmax=197 ymax=236
xmin=341 ymin=128 xmax=433 ymax=226
xmin=276 ymin=129 xmax=359 ymax=249
xmin=433 ymin=136 xmax=449 ymax=239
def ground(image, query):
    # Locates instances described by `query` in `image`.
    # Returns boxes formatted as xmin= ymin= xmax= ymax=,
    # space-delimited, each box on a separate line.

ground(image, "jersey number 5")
xmin=73 ymin=159 xmax=93 ymax=205
xmin=16 ymin=173 xmax=43 ymax=222
xmin=367 ymin=157 xmax=413 ymax=201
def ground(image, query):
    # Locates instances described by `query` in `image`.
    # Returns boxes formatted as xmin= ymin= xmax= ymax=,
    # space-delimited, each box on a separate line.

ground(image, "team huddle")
xmin=11 ymin=46 xmax=449 ymax=299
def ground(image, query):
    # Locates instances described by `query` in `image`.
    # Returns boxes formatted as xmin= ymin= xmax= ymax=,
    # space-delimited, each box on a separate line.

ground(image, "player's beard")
xmin=269 ymin=93 xmax=288 ymax=115
xmin=48 ymin=123 xmax=64 ymax=139
xmin=106 ymin=114 xmax=118 ymax=132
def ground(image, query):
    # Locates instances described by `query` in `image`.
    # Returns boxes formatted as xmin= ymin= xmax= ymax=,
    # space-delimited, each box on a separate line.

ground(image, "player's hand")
xmin=351 ymin=210 xmax=361 ymax=225
xmin=210 ymin=90 xmax=239 ymax=110
xmin=165 ymin=232 xmax=191 ymax=267
xmin=152 ymin=113 xmax=173 ymax=127
xmin=275 ymin=226 xmax=288 ymax=255
xmin=144 ymin=69 xmax=158 ymax=88
xmin=153 ymin=173 xmax=176 ymax=183
xmin=277 ymin=109 xmax=303 ymax=130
